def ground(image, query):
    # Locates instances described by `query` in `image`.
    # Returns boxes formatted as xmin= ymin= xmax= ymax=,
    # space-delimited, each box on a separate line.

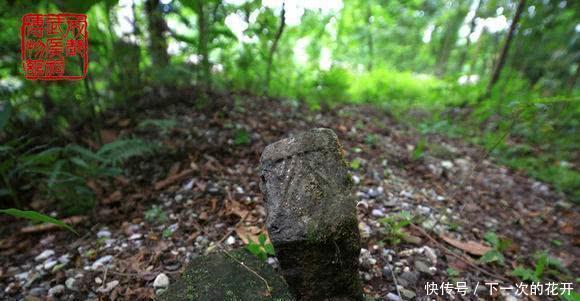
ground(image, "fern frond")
xmin=67 ymin=145 xmax=107 ymax=163
xmin=96 ymin=138 xmax=157 ymax=165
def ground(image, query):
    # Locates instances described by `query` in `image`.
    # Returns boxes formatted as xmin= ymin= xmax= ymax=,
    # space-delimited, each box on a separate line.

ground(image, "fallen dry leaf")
xmin=124 ymin=287 xmax=155 ymax=301
xmin=223 ymin=200 xmax=250 ymax=219
xmin=440 ymin=234 xmax=491 ymax=256
xmin=235 ymin=224 xmax=269 ymax=245
xmin=103 ymin=190 xmax=122 ymax=205
xmin=154 ymin=168 xmax=195 ymax=190
xmin=117 ymin=118 xmax=131 ymax=128
xmin=560 ymin=224 xmax=575 ymax=234
xmin=100 ymin=129 xmax=118 ymax=144
xmin=86 ymin=180 xmax=103 ymax=199
xmin=167 ymin=162 xmax=182 ymax=178
xmin=20 ymin=216 xmax=87 ymax=234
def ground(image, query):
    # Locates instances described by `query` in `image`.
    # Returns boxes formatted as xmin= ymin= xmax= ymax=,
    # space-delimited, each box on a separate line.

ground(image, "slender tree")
xmin=144 ymin=0 xmax=169 ymax=67
xmin=366 ymin=2 xmax=374 ymax=71
xmin=456 ymin=0 xmax=483 ymax=74
xmin=265 ymin=2 xmax=286 ymax=92
xmin=195 ymin=0 xmax=211 ymax=88
xmin=485 ymin=0 xmax=526 ymax=95
xmin=434 ymin=3 xmax=469 ymax=76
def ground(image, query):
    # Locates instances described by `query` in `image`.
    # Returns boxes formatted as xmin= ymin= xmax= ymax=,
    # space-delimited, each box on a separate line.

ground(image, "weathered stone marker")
xmin=260 ymin=128 xmax=362 ymax=300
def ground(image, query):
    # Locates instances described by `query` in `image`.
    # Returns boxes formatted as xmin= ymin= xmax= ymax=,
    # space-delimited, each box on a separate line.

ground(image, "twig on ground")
xmin=108 ymin=269 xmax=183 ymax=278
xmin=411 ymin=223 xmax=511 ymax=283
xmin=70 ymin=223 xmax=100 ymax=250
xmin=20 ymin=216 xmax=87 ymax=234
xmin=154 ymin=168 xmax=196 ymax=190
xmin=205 ymin=212 xmax=249 ymax=254
xmin=388 ymin=262 xmax=402 ymax=299
xmin=219 ymin=247 xmax=272 ymax=295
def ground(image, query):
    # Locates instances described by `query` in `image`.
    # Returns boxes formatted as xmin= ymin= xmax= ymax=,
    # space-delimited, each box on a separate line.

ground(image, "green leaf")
xmin=264 ymin=243 xmax=275 ymax=255
xmin=446 ymin=268 xmax=459 ymax=277
xmin=246 ymin=243 xmax=261 ymax=256
xmin=70 ymin=157 xmax=90 ymax=169
xmin=47 ymin=160 xmax=65 ymax=188
xmin=162 ymin=227 xmax=174 ymax=238
xmin=55 ymin=0 xmax=103 ymax=13
xmin=484 ymin=232 xmax=499 ymax=247
xmin=497 ymin=237 xmax=512 ymax=252
xmin=93 ymin=167 xmax=123 ymax=177
xmin=0 ymin=209 xmax=78 ymax=235
xmin=97 ymin=138 xmax=157 ymax=165
xmin=258 ymin=233 xmax=267 ymax=245
xmin=233 ymin=129 xmax=251 ymax=146
xmin=511 ymin=267 xmax=539 ymax=282
xmin=67 ymin=145 xmax=106 ymax=163
xmin=561 ymin=291 xmax=580 ymax=301
xmin=398 ymin=211 xmax=412 ymax=220
xmin=534 ymin=252 xmax=548 ymax=278
xmin=0 ymin=101 xmax=12 ymax=131
xmin=480 ymin=250 xmax=504 ymax=265
xmin=350 ymin=158 xmax=361 ymax=170
xmin=411 ymin=138 xmax=426 ymax=161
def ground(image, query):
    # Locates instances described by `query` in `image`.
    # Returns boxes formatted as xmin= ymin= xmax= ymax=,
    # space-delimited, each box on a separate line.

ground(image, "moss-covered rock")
xmin=157 ymin=250 xmax=294 ymax=301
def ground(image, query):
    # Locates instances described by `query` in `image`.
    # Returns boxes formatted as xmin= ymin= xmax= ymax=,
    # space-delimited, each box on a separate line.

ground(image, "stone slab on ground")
xmin=158 ymin=250 xmax=293 ymax=301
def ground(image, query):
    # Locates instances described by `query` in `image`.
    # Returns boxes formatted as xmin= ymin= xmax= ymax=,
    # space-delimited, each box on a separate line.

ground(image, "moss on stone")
xmin=158 ymin=250 xmax=294 ymax=301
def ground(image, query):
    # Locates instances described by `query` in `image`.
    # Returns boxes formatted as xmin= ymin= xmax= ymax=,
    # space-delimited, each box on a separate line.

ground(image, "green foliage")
xmin=0 ymin=208 xmax=77 ymax=234
xmin=246 ymin=233 xmax=275 ymax=261
xmin=379 ymin=211 xmax=413 ymax=245
xmin=405 ymin=84 xmax=579 ymax=203
xmin=411 ymin=138 xmax=426 ymax=161
xmin=446 ymin=267 xmax=460 ymax=283
xmin=0 ymin=138 xmax=157 ymax=215
xmin=233 ymin=129 xmax=251 ymax=146
xmin=138 ymin=119 xmax=178 ymax=135
xmin=480 ymin=231 xmax=512 ymax=265
xmin=96 ymin=138 xmax=157 ymax=165
xmin=145 ymin=205 xmax=168 ymax=224
xmin=364 ymin=134 xmax=377 ymax=146
xmin=511 ymin=251 xmax=566 ymax=283
xmin=162 ymin=226 xmax=174 ymax=238
xmin=560 ymin=291 xmax=580 ymax=301
xmin=350 ymin=69 xmax=442 ymax=105
xmin=0 ymin=101 xmax=11 ymax=131
xmin=309 ymin=68 xmax=352 ymax=105
xmin=446 ymin=267 xmax=459 ymax=277
xmin=349 ymin=157 xmax=362 ymax=170
xmin=511 ymin=266 xmax=541 ymax=283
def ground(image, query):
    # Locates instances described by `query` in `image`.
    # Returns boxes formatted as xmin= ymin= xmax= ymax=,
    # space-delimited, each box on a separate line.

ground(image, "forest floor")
xmin=0 ymin=89 xmax=578 ymax=301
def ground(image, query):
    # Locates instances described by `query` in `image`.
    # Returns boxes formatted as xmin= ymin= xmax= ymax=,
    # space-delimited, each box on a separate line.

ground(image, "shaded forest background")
xmin=0 ymin=0 xmax=578 ymax=215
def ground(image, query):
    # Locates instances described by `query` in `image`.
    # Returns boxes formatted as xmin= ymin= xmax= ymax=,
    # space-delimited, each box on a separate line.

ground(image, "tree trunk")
xmin=196 ymin=0 xmax=211 ymax=88
xmin=456 ymin=0 xmax=482 ymax=74
xmin=485 ymin=0 xmax=526 ymax=95
xmin=144 ymin=0 xmax=169 ymax=67
xmin=265 ymin=2 xmax=286 ymax=93
xmin=332 ymin=16 xmax=344 ymax=68
xmin=435 ymin=5 xmax=469 ymax=76
xmin=366 ymin=3 xmax=374 ymax=71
